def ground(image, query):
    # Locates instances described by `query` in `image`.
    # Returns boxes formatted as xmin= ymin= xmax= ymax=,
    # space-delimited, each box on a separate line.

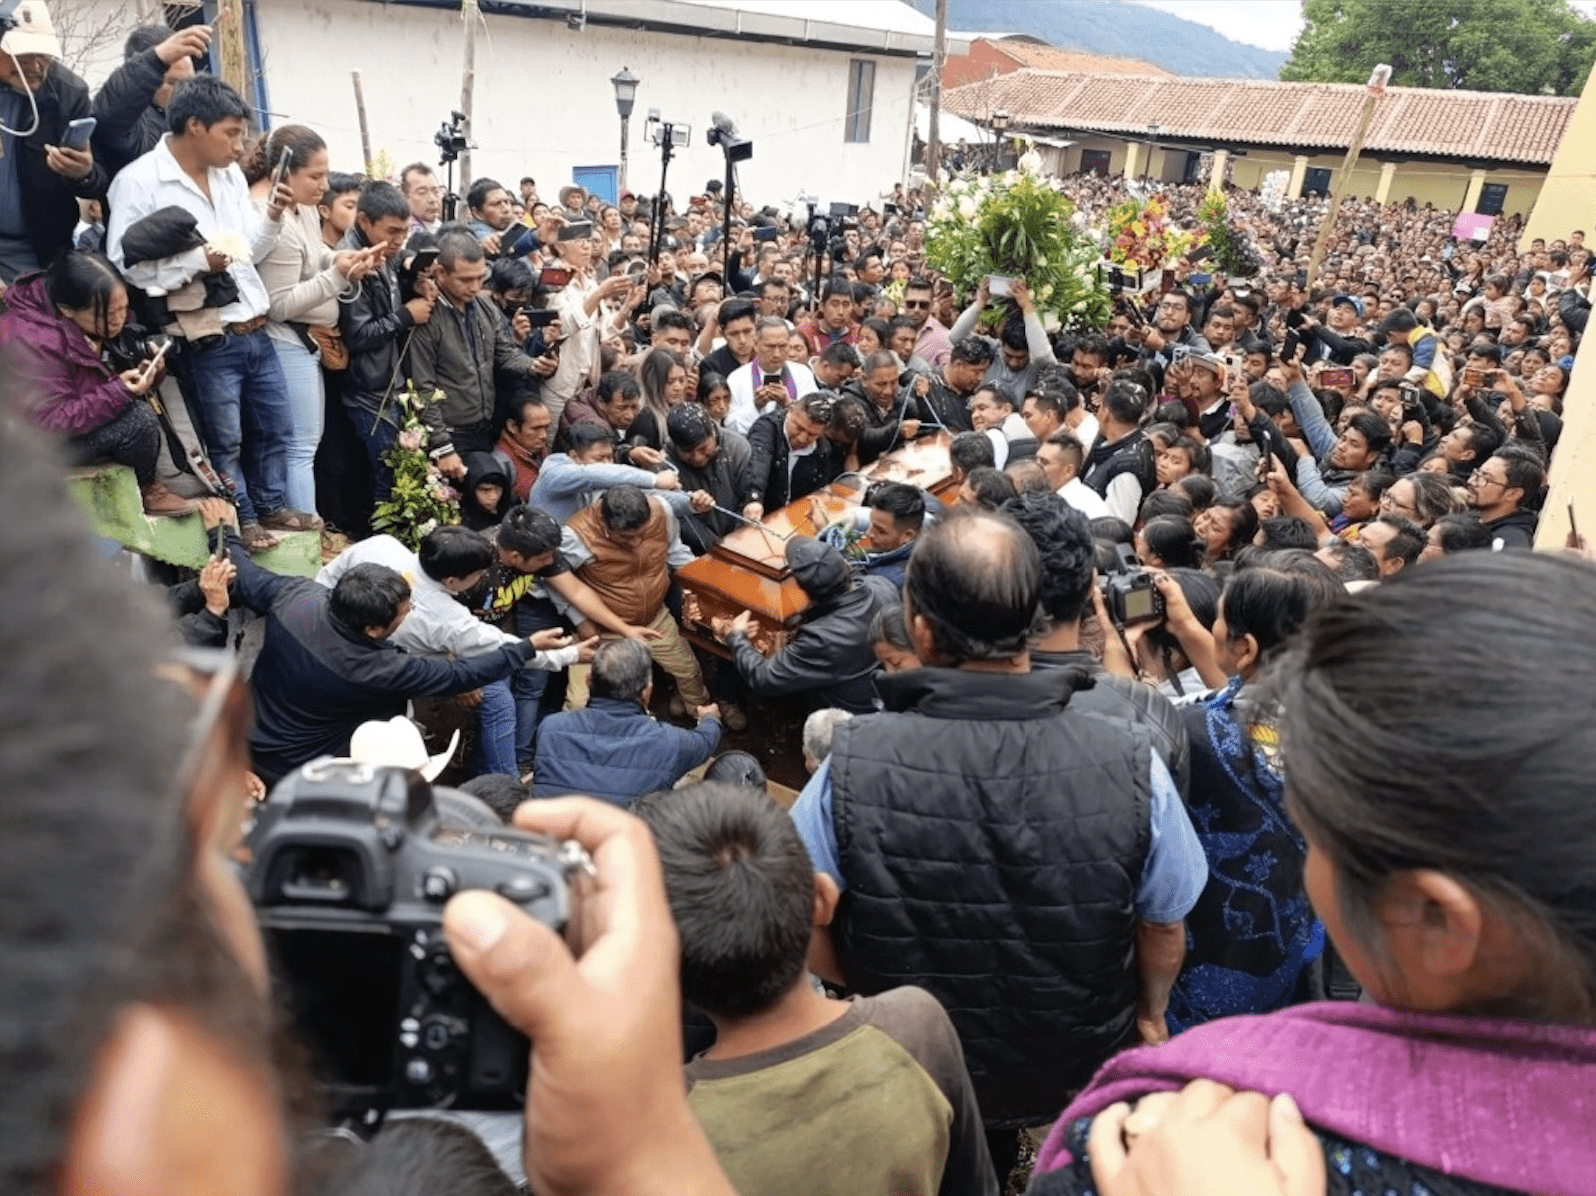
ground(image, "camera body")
xmin=242 ymin=762 xmax=584 ymax=1117
xmin=1098 ymin=544 xmax=1165 ymax=627
xmin=434 ymin=110 xmax=469 ymax=165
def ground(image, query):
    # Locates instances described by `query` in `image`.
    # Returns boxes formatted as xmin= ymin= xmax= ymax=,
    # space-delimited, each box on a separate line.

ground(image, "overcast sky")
xmin=1129 ymin=0 xmax=1596 ymax=53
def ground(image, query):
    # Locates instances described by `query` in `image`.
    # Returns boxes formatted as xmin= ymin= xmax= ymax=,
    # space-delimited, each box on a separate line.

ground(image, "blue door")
xmin=572 ymin=166 xmax=618 ymax=205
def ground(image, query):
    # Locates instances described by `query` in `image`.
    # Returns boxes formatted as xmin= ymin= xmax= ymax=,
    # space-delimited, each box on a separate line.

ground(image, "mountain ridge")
xmin=911 ymin=0 xmax=1289 ymax=80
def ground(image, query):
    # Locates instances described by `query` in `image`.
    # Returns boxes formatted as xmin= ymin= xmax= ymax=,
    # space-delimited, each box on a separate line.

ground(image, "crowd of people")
xmin=4 ymin=5 xmax=1595 ymax=1196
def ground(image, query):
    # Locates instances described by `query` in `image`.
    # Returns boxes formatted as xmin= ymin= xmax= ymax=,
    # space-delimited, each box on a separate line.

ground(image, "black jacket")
xmin=337 ymin=225 xmax=416 ymax=416
xmin=729 ymin=581 xmax=884 ymax=713
xmin=829 ymin=666 xmax=1152 ymax=1128
xmin=225 ymin=531 xmax=530 ymax=785
xmin=665 ymin=428 xmax=752 ymax=553
xmin=743 ymin=409 xmax=841 ymax=510
xmin=1483 ymin=507 xmax=1538 ymax=550
xmin=90 ymin=48 xmax=169 ymax=180
xmin=7 ymin=65 xmax=108 ymax=269
xmin=843 ymin=378 xmax=918 ymax=464
xmin=1032 ymin=649 xmax=1190 ymax=794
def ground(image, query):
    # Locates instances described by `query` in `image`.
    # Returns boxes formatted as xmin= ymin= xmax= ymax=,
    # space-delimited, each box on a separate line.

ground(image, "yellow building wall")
xmin=1533 ymin=69 xmax=1596 ymax=548
xmin=1521 ymin=71 xmax=1596 ymax=249
xmin=1060 ymin=141 xmax=1549 ymax=217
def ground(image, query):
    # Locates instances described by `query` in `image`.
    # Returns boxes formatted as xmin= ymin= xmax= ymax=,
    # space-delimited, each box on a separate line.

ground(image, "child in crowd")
xmin=635 ymin=782 xmax=997 ymax=1196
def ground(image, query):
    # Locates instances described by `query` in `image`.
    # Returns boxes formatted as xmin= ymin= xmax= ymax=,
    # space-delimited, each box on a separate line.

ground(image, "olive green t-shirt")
xmin=684 ymin=986 xmax=997 ymax=1196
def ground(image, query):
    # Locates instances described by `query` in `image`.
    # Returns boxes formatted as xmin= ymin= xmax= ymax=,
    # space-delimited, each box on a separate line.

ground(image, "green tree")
xmin=1281 ymin=0 xmax=1596 ymax=95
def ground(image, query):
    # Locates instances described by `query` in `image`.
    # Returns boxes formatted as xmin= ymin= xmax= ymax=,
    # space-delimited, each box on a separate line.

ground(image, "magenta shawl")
xmin=1034 ymin=1001 xmax=1596 ymax=1196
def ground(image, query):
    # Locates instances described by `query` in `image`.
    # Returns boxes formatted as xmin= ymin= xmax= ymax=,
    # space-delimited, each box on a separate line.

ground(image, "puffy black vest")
xmin=829 ymin=666 xmax=1152 ymax=1128
xmin=1082 ymin=427 xmax=1156 ymax=501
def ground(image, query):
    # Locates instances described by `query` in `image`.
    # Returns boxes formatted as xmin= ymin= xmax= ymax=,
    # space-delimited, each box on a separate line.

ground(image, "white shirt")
xmin=726 ymin=358 xmax=816 ymax=436
xmin=315 ymin=535 xmax=578 ymax=669
xmin=106 ymin=135 xmax=280 ymax=322
xmin=1060 ymin=477 xmax=1112 ymax=521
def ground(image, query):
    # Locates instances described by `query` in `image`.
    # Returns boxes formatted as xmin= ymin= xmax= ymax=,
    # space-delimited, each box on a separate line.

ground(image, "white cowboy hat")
xmin=348 ymin=716 xmax=459 ymax=782
xmin=1 ymin=1 xmax=61 ymax=59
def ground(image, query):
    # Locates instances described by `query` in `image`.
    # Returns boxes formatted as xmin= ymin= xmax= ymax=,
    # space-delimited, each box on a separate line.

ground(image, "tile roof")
xmin=992 ymin=39 xmax=1171 ymax=78
xmin=944 ymin=71 xmax=1576 ymax=165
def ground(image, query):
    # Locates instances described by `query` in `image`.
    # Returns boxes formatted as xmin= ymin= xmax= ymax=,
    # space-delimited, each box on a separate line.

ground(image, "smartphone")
xmin=1282 ymin=329 xmax=1301 ymax=362
xmin=753 ymin=226 xmax=780 ymax=243
xmin=1462 ymin=365 xmax=1489 ymax=388
xmin=1170 ymin=344 xmax=1191 ymax=365
xmin=987 ymin=274 xmax=1015 ymax=298
xmin=1188 ymin=272 xmax=1213 ymax=287
xmin=135 ymin=337 xmax=173 ymax=389
xmin=408 ymin=247 xmax=439 ymax=274
xmin=61 ymin=116 xmax=97 ymax=152
xmin=1320 ymin=367 xmax=1353 ymax=390
xmin=1224 ymin=351 xmax=1245 ymax=378
xmin=557 ymin=221 xmax=593 ymax=242
xmin=269 ymin=146 xmax=293 ymax=192
xmin=539 ymin=266 xmax=573 ymax=288
xmin=1188 ymin=243 xmax=1214 ymax=265
xmin=522 ymin=308 xmax=559 ymax=329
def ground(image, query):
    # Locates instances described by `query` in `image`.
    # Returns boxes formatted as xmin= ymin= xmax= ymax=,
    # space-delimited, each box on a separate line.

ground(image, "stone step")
xmin=66 ymin=464 xmax=321 ymax=578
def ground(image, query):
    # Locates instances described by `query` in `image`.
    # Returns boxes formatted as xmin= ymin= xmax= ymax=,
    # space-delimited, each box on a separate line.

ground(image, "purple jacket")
xmin=0 ymin=274 xmax=133 ymax=435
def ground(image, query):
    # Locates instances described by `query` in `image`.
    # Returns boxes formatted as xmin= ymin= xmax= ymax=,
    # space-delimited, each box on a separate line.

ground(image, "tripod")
xmin=440 ymin=154 xmax=460 ymax=224
xmin=646 ymin=126 xmax=679 ymax=267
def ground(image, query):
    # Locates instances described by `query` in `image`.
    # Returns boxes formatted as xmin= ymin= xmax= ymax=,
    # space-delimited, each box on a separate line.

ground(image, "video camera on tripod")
xmin=434 ymin=110 xmax=469 ymax=164
xmin=795 ymin=198 xmax=859 ymax=298
xmin=433 ymin=110 xmax=472 ymax=222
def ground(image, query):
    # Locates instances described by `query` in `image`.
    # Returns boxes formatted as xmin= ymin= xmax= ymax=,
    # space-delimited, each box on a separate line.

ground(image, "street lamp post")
xmin=1144 ymin=121 xmax=1160 ymax=185
xmin=611 ymin=66 xmax=639 ymax=191
xmin=990 ymin=107 xmax=1010 ymax=172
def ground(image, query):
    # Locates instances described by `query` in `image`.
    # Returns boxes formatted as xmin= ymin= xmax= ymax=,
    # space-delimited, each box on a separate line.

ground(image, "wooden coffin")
xmin=677 ymin=432 xmax=956 ymax=658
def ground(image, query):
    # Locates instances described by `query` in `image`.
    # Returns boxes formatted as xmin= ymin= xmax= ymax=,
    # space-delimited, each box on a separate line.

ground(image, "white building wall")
xmin=247 ymin=0 xmax=917 ymax=209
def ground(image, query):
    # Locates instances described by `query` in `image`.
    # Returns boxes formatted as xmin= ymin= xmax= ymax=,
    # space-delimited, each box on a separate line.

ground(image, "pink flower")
xmin=439 ymin=486 xmax=459 ymax=503
xmin=399 ymin=428 xmax=425 ymax=452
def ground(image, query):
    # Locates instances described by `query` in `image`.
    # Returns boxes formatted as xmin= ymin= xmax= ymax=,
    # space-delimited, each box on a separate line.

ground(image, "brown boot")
xmin=140 ymin=479 xmax=199 ymax=517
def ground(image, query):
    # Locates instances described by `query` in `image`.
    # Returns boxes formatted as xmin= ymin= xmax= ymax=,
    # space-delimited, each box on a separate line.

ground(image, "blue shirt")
xmin=792 ymin=752 xmax=1206 ymax=924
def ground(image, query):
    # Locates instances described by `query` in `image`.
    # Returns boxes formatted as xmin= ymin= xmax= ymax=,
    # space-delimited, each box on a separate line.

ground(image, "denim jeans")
xmin=270 ymin=335 xmax=324 ymax=514
xmin=475 ymin=680 xmax=520 ymax=777
xmin=345 ymin=403 xmax=401 ymax=506
xmin=183 ymin=329 xmax=292 ymax=524
xmin=512 ymin=596 xmax=567 ymax=771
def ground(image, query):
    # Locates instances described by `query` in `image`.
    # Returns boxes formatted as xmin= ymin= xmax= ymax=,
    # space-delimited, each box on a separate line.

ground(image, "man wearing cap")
xmin=1301 ymin=294 xmax=1370 ymax=366
xmin=1177 ymin=351 xmax=1232 ymax=442
xmin=716 ymin=536 xmax=887 ymax=715
xmin=557 ymin=184 xmax=586 ymax=220
xmin=0 ymin=0 xmax=106 ymax=285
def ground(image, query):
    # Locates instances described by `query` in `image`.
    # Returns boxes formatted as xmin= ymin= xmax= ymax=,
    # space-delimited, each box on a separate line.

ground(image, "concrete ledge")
xmin=65 ymin=464 xmax=321 ymax=578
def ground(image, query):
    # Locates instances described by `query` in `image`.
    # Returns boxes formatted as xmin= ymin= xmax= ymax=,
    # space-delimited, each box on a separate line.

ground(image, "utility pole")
xmin=351 ymin=71 xmax=373 ymax=176
xmin=926 ymin=0 xmax=947 ymax=188
xmin=458 ymin=0 xmax=478 ymax=194
xmin=1306 ymin=63 xmax=1391 ymax=289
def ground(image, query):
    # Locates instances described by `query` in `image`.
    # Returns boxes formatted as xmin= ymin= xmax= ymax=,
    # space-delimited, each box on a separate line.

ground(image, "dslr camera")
xmin=242 ymin=762 xmax=588 ymax=1118
xmin=1098 ymin=543 xmax=1165 ymax=627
